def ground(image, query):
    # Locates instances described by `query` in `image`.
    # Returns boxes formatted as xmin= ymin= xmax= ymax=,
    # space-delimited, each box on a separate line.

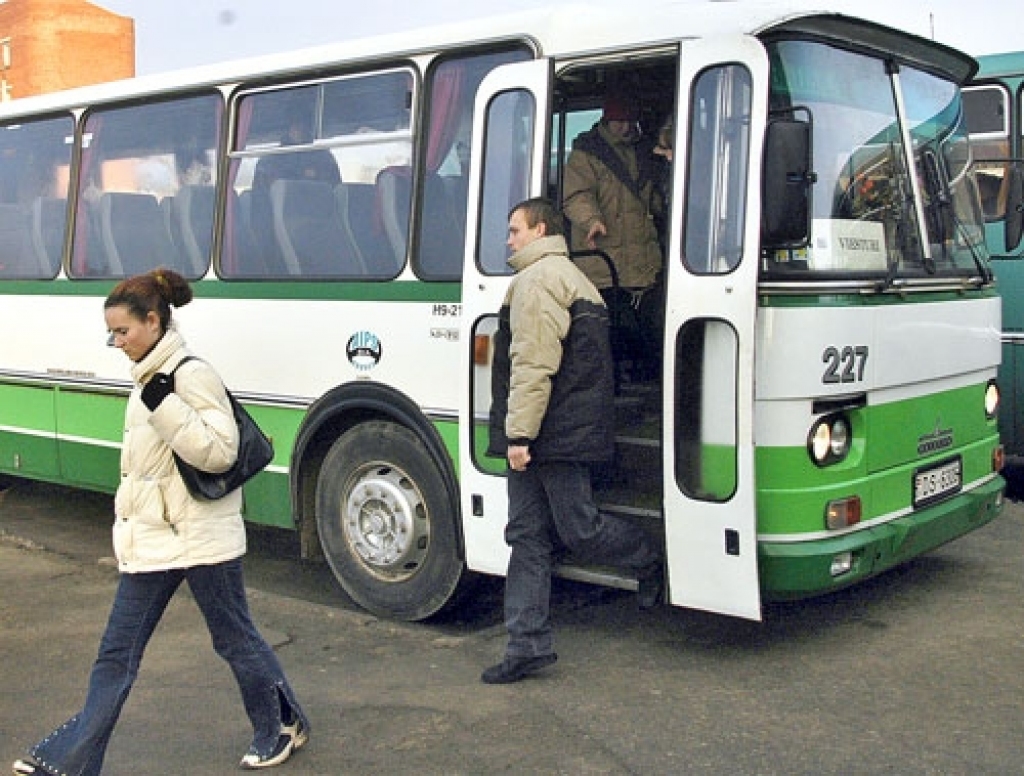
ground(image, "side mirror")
xmin=762 ymin=113 xmax=815 ymax=249
xmin=1005 ymin=162 xmax=1024 ymax=253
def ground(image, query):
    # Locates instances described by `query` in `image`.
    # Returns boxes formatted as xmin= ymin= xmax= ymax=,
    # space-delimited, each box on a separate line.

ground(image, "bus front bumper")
xmin=759 ymin=475 xmax=1006 ymax=602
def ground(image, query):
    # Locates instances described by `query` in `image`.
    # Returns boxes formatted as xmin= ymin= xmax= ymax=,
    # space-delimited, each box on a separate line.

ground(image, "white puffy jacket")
xmin=112 ymin=326 xmax=246 ymax=573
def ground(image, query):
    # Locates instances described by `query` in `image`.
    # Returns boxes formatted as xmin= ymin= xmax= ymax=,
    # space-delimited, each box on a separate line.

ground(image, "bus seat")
xmin=171 ymin=184 xmax=215 ymax=275
xmin=160 ymin=195 xmax=174 ymax=246
xmin=375 ymin=166 xmax=412 ymax=268
xmin=419 ymin=171 xmax=463 ymax=278
xmin=237 ymin=188 xmax=253 ymax=236
xmin=0 ymin=203 xmax=39 ymax=278
xmin=99 ymin=192 xmax=181 ymax=276
xmin=269 ymin=179 xmax=365 ymax=277
xmin=376 ymin=166 xmax=462 ymax=279
xmin=30 ymin=197 xmax=67 ymax=276
xmin=336 ymin=182 xmax=398 ymax=277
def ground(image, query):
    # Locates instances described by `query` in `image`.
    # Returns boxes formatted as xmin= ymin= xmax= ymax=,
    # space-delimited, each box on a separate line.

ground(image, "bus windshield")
xmin=765 ymin=40 xmax=987 ymax=280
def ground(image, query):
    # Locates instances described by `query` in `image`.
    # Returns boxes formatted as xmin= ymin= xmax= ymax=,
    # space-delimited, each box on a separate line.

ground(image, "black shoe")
xmin=637 ymin=561 xmax=664 ymax=610
xmin=481 ymin=653 xmax=557 ymax=684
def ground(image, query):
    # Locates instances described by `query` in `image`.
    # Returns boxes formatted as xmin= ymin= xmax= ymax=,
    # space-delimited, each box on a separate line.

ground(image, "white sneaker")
xmin=239 ymin=718 xmax=308 ymax=769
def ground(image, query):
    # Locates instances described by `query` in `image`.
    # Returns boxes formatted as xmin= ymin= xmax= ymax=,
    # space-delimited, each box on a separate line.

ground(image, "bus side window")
xmin=962 ymin=85 xmax=1011 ymax=222
xmin=227 ymin=70 xmax=415 ymax=279
xmin=417 ymin=48 xmax=530 ymax=280
xmin=0 ymin=115 xmax=72 ymax=279
xmin=70 ymin=92 xmax=221 ymax=280
xmin=683 ymin=64 xmax=752 ymax=275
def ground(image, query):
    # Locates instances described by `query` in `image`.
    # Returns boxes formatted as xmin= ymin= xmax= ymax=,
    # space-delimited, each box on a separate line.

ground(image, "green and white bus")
xmin=0 ymin=3 xmax=1005 ymax=622
xmin=962 ymin=53 xmax=1024 ymax=460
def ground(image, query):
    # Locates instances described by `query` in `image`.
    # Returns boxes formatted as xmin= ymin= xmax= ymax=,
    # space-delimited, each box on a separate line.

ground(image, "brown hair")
xmin=104 ymin=268 xmax=192 ymax=332
xmin=509 ymin=197 xmax=565 ymax=237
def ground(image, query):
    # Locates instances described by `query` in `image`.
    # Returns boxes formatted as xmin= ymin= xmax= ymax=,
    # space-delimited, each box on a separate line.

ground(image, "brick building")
xmin=0 ymin=0 xmax=134 ymax=101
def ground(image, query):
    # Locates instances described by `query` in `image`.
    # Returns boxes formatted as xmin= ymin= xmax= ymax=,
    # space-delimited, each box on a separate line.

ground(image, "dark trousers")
xmin=28 ymin=558 xmax=306 ymax=776
xmin=601 ymin=284 xmax=664 ymax=382
xmin=503 ymin=461 xmax=658 ymax=658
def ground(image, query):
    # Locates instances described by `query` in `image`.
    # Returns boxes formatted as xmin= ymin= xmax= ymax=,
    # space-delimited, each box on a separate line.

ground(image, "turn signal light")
xmin=825 ymin=496 xmax=862 ymax=530
xmin=473 ymin=334 xmax=491 ymax=365
xmin=993 ymin=444 xmax=1005 ymax=472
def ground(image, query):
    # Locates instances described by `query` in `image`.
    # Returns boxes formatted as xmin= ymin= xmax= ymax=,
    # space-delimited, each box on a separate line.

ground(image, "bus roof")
xmin=0 ymin=1 xmax=977 ymax=119
xmin=972 ymin=51 xmax=1024 ymax=80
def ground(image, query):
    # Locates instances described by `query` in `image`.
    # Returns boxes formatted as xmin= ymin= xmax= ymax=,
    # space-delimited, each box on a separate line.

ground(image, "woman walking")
xmin=13 ymin=268 xmax=309 ymax=774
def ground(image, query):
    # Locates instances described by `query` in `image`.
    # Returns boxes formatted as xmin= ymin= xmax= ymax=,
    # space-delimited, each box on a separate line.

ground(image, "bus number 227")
xmin=822 ymin=345 xmax=869 ymax=384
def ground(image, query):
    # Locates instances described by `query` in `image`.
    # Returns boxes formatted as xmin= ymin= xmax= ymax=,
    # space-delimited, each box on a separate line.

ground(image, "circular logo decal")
xmin=346 ymin=331 xmax=382 ymax=371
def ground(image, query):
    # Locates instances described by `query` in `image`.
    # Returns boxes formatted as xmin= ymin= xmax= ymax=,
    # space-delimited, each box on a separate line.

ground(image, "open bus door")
xmin=458 ymin=59 xmax=553 ymax=577
xmin=661 ymin=37 xmax=768 ymax=620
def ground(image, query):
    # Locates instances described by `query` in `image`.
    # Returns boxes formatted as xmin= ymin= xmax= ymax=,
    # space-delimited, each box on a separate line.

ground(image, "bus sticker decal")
xmin=346 ymin=331 xmax=382 ymax=371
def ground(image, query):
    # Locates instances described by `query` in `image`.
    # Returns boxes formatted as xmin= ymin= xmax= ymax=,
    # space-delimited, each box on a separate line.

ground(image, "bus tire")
xmin=315 ymin=420 xmax=463 ymax=621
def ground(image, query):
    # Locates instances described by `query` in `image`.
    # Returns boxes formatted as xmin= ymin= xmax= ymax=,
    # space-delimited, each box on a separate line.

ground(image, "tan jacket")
xmin=488 ymin=235 xmax=615 ymax=463
xmin=562 ymin=121 xmax=663 ymax=290
xmin=112 ymin=326 xmax=246 ymax=573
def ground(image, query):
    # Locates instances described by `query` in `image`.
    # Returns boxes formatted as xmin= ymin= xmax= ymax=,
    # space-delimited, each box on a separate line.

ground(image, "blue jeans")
xmin=503 ymin=461 xmax=659 ymax=658
xmin=27 ymin=558 xmax=307 ymax=776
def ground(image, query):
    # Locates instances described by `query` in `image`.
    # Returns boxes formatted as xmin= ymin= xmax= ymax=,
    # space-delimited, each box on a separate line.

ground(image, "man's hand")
xmin=507 ymin=444 xmax=531 ymax=472
xmin=586 ymin=221 xmax=607 ymax=250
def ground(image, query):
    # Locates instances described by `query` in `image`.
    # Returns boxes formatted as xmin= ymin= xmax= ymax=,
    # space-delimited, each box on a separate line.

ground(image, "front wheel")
xmin=315 ymin=420 xmax=464 ymax=621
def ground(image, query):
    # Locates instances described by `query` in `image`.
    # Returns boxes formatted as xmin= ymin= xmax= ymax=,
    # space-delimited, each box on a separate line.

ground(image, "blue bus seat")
xmin=336 ymin=182 xmax=398 ymax=277
xmin=0 ymin=203 xmax=40 ymax=278
xmin=30 ymin=197 xmax=67 ymax=276
xmin=99 ymin=192 xmax=181 ymax=276
xmin=269 ymin=179 xmax=365 ymax=277
xmin=171 ymin=184 xmax=215 ymax=275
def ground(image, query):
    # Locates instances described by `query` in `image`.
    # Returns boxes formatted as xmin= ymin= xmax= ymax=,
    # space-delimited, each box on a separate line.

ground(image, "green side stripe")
xmin=0 ymin=278 xmax=462 ymax=303
xmin=1 ymin=381 xmax=464 ymax=530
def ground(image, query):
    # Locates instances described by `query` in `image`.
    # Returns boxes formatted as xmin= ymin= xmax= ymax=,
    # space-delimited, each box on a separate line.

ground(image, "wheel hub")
xmin=343 ymin=464 xmax=428 ymax=581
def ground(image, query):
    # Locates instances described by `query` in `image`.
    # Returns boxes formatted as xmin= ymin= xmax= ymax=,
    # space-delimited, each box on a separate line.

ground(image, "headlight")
xmin=808 ymin=414 xmax=852 ymax=466
xmin=985 ymin=380 xmax=1000 ymax=420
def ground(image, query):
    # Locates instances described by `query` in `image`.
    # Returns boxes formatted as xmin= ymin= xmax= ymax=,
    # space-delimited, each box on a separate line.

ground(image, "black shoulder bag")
xmin=168 ymin=356 xmax=274 ymax=501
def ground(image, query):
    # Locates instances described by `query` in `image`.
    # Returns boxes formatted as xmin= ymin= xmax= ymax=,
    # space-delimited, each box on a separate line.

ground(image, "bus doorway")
xmin=459 ymin=43 xmax=764 ymax=620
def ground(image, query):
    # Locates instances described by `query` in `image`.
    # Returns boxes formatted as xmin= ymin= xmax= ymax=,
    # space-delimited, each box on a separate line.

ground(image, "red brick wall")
xmin=0 ymin=0 xmax=134 ymax=100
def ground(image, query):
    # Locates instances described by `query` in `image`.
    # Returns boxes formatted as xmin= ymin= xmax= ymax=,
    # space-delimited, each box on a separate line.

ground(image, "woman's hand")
xmin=141 ymin=372 xmax=174 ymax=411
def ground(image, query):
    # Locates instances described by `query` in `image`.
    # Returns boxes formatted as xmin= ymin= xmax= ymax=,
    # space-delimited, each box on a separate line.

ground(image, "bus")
xmin=962 ymin=54 xmax=1024 ymax=460
xmin=0 ymin=3 xmax=1005 ymax=623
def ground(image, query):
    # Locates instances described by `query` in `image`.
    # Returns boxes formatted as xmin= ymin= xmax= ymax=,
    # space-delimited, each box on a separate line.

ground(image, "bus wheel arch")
xmin=292 ymin=383 xmax=465 ymax=621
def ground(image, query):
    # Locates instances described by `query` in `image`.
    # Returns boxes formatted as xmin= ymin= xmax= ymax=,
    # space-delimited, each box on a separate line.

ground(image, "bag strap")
xmin=168 ymin=356 xmax=233 ymax=402
xmin=169 ymin=355 xmax=200 ymax=376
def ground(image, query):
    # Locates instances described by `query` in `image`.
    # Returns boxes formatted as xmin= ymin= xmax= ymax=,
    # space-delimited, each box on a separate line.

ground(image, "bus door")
xmin=662 ymin=37 xmax=768 ymax=620
xmin=458 ymin=59 xmax=553 ymax=576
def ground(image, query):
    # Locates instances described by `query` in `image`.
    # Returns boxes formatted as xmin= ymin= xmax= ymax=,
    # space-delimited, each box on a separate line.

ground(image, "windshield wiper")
xmin=922 ymin=148 xmax=992 ymax=284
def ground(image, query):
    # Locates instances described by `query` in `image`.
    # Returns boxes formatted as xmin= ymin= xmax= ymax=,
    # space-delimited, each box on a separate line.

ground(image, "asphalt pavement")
xmin=2 ymin=477 xmax=1023 ymax=775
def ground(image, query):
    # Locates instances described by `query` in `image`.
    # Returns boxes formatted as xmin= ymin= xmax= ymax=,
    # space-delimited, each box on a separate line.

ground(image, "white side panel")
xmin=0 ymin=291 xmax=464 ymax=411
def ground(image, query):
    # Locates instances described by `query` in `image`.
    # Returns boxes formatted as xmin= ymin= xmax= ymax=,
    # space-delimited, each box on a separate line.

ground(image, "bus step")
xmin=593 ymin=493 xmax=662 ymax=521
xmin=553 ymin=562 xmax=637 ymax=592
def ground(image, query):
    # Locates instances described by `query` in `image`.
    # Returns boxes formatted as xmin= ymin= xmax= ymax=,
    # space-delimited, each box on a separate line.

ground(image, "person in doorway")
xmin=562 ymin=89 xmax=666 ymax=382
xmin=650 ymin=114 xmax=674 ymax=252
xmin=13 ymin=269 xmax=309 ymax=775
xmin=481 ymin=198 xmax=664 ymax=685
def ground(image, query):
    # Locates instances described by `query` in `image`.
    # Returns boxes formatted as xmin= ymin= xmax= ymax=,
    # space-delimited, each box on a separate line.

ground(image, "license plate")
xmin=913 ymin=457 xmax=962 ymax=508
